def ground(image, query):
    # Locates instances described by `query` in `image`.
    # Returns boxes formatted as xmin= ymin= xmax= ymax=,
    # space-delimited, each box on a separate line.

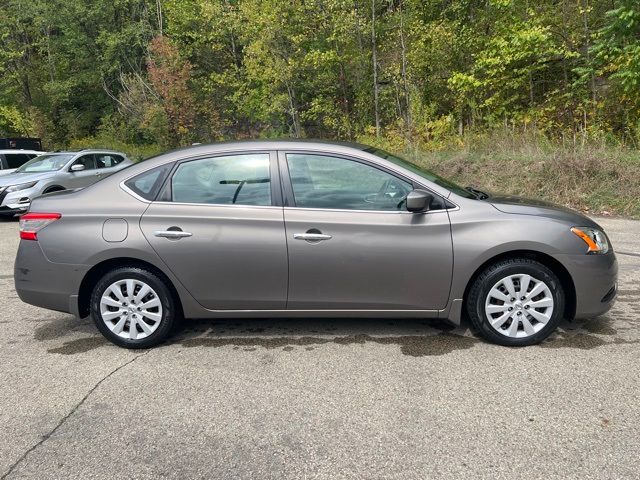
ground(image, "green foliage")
xmin=0 ymin=0 xmax=639 ymax=151
xmin=0 ymin=105 xmax=34 ymax=136
xmin=591 ymin=0 xmax=640 ymax=121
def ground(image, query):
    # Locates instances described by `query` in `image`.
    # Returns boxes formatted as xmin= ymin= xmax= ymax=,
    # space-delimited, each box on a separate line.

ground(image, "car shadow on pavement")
xmin=173 ymin=317 xmax=480 ymax=357
xmin=32 ymin=312 xmax=638 ymax=357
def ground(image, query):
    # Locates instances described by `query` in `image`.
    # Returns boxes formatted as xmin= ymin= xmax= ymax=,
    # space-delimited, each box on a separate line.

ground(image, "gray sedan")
xmin=14 ymin=140 xmax=617 ymax=348
xmin=0 ymin=149 xmax=132 ymax=217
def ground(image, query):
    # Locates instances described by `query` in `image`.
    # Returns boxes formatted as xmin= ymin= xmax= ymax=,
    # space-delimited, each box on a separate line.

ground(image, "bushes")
xmin=68 ymin=136 xmax=163 ymax=162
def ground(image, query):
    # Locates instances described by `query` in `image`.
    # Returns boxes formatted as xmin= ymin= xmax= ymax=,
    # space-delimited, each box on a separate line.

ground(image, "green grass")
xmin=398 ymin=134 xmax=640 ymax=219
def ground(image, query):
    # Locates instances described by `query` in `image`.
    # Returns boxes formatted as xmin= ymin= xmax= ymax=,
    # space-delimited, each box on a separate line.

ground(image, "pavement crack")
xmin=0 ymin=350 xmax=150 ymax=479
xmin=616 ymin=250 xmax=640 ymax=257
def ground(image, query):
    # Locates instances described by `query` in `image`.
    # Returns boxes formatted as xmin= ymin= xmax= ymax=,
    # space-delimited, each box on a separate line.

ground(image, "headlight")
xmin=571 ymin=226 xmax=610 ymax=254
xmin=5 ymin=181 xmax=37 ymax=193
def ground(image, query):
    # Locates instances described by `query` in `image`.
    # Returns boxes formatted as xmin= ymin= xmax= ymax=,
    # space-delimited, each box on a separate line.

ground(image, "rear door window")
xmin=96 ymin=154 xmax=124 ymax=169
xmin=171 ymin=153 xmax=272 ymax=206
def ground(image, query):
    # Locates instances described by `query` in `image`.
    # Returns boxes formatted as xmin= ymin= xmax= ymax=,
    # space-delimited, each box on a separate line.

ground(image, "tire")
xmin=466 ymin=258 xmax=564 ymax=346
xmin=43 ymin=186 xmax=64 ymax=194
xmin=90 ymin=267 xmax=177 ymax=348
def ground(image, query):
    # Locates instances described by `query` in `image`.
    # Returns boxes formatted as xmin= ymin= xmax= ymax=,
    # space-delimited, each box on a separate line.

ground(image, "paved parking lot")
xmin=0 ymin=216 xmax=638 ymax=479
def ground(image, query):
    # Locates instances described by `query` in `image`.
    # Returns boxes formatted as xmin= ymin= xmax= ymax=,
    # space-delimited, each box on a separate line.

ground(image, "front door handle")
xmin=154 ymin=230 xmax=193 ymax=239
xmin=293 ymin=233 xmax=332 ymax=241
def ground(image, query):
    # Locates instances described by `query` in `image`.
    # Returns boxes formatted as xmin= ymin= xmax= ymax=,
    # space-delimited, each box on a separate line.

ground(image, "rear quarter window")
xmin=124 ymin=164 xmax=171 ymax=201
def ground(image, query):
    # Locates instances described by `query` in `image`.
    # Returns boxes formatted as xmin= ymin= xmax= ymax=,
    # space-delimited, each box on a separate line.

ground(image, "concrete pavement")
xmin=0 ymin=216 xmax=638 ymax=479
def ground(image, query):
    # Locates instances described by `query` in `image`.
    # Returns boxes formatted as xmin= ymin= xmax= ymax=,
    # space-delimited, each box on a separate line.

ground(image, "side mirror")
xmin=70 ymin=164 xmax=85 ymax=172
xmin=406 ymin=189 xmax=433 ymax=213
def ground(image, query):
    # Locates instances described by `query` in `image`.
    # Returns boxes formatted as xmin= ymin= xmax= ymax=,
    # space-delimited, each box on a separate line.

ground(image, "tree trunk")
xmin=371 ymin=0 xmax=380 ymax=138
xmin=582 ymin=0 xmax=597 ymax=104
xmin=286 ymin=82 xmax=301 ymax=138
xmin=399 ymin=1 xmax=411 ymax=141
xmin=156 ymin=0 xmax=163 ymax=35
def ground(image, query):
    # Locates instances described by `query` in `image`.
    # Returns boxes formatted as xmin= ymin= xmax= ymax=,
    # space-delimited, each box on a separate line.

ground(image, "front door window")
xmin=286 ymin=153 xmax=413 ymax=211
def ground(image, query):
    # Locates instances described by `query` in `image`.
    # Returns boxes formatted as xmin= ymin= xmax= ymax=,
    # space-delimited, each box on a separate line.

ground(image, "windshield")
xmin=16 ymin=154 xmax=74 ymax=173
xmin=364 ymin=147 xmax=476 ymax=199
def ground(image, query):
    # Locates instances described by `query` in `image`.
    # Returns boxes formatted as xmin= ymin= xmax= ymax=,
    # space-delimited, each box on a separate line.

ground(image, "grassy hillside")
xmin=376 ymin=134 xmax=640 ymax=218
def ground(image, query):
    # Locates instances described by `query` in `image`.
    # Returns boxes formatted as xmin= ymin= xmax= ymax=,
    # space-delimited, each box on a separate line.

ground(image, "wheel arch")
xmin=462 ymin=250 xmax=576 ymax=320
xmin=43 ymin=185 xmax=65 ymax=194
xmin=77 ymin=257 xmax=184 ymax=319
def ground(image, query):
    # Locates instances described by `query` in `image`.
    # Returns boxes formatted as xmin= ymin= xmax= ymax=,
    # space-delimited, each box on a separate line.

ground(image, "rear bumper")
xmin=553 ymin=252 xmax=618 ymax=319
xmin=14 ymin=240 xmax=88 ymax=314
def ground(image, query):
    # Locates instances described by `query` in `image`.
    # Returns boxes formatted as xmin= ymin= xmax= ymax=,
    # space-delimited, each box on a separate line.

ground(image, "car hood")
xmin=488 ymin=194 xmax=601 ymax=228
xmin=0 ymin=171 xmax=53 ymax=187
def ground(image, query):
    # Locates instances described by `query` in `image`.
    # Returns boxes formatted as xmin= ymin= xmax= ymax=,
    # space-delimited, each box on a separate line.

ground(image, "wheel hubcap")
xmin=99 ymin=279 xmax=163 ymax=340
xmin=484 ymin=274 xmax=554 ymax=338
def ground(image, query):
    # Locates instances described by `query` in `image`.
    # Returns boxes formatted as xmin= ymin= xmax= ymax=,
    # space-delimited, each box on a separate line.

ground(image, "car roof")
xmin=146 ymin=139 xmax=379 ymax=162
xmin=171 ymin=138 xmax=369 ymax=153
xmin=52 ymin=149 xmax=127 ymax=154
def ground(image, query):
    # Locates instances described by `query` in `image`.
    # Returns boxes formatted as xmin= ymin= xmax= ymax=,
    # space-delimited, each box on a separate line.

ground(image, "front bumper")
xmin=0 ymin=185 xmax=37 ymax=214
xmin=553 ymin=252 xmax=618 ymax=318
xmin=0 ymin=204 xmax=29 ymax=216
xmin=14 ymin=240 xmax=88 ymax=314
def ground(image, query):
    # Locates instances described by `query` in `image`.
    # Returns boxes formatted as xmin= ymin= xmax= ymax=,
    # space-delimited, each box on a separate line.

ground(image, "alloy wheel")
xmin=484 ymin=273 xmax=554 ymax=338
xmin=99 ymin=279 xmax=163 ymax=340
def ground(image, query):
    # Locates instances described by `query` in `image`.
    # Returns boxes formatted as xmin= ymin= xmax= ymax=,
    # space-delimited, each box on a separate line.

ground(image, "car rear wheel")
xmin=90 ymin=267 xmax=177 ymax=348
xmin=466 ymin=258 xmax=565 ymax=346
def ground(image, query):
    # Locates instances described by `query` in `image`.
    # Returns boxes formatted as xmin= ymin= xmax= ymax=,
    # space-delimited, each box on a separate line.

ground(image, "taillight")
xmin=19 ymin=213 xmax=61 ymax=240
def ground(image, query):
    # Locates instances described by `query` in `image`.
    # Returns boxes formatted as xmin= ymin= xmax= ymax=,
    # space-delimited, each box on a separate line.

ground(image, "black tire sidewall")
xmin=90 ymin=267 xmax=175 ymax=349
xmin=467 ymin=259 xmax=565 ymax=346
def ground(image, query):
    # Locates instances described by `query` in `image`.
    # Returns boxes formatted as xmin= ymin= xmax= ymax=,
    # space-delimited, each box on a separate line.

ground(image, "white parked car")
xmin=0 ymin=150 xmax=45 ymax=176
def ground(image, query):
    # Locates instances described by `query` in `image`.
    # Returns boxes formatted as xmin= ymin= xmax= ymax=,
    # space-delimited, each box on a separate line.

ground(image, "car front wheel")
xmin=466 ymin=258 xmax=565 ymax=346
xmin=90 ymin=267 xmax=177 ymax=348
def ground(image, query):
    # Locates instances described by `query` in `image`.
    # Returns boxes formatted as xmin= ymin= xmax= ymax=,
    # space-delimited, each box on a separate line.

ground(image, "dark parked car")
xmin=14 ymin=140 xmax=617 ymax=348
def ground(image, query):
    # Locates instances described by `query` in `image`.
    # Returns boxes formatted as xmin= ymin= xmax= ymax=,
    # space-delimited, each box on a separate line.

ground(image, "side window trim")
xmin=156 ymin=150 xmax=281 ymax=207
xmin=277 ymin=150 xmax=448 ymax=212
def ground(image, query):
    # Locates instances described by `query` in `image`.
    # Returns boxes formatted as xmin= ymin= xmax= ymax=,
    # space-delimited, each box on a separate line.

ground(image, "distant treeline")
xmin=1 ymin=0 xmax=639 ymax=150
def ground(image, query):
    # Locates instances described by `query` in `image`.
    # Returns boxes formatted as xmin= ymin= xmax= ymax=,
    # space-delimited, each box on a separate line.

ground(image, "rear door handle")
xmin=293 ymin=233 xmax=332 ymax=241
xmin=154 ymin=230 xmax=193 ymax=239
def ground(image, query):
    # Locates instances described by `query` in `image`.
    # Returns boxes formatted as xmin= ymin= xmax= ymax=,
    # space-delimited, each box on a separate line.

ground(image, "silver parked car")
xmin=14 ymin=140 xmax=617 ymax=348
xmin=0 ymin=149 xmax=132 ymax=217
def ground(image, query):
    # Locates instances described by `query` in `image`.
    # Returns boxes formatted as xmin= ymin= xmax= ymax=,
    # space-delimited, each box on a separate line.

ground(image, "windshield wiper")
xmin=465 ymin=186 xmax=489 ymax=200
